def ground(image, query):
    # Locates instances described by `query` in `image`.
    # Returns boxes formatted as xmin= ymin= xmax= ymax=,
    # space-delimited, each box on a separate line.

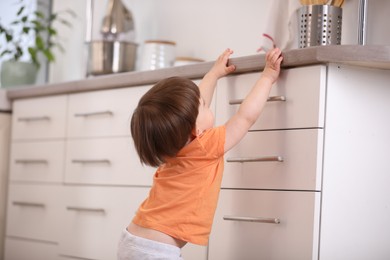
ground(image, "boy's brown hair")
xmin=131 ymin=77 xmax=200 ymax=167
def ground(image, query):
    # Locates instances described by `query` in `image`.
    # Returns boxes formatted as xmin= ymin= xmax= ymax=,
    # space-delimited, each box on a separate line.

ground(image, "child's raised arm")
xmin=224 ymin=48 xmax=283 ymax=153
xmin=198 ymin=49 xmax=236 ymax=107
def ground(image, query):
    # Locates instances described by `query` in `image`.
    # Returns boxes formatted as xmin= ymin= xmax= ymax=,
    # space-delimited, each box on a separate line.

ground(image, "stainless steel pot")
xmin=87 ymin=40 xmax=137 ymax=75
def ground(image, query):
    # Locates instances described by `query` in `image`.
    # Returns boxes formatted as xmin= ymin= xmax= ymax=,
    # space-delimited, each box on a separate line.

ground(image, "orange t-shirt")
xmin=132 ymin=126 xmax=226 ymax=245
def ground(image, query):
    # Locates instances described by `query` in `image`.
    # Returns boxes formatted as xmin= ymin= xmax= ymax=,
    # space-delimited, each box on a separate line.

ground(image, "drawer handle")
xmin=71 ymin=159 xmax=111 ymax=164
xmin=229 ymin=95 xmax=286 ymax=105
xmin=66 ymin=206 xmax=105 ymax=214
xmin=223 ymin=215 xmax=280 ymax=224
xmin=15 ymin=159 xmax=48 ymax=164
xmin=227 ymin=156 xmax=283 ymax=163
xmin=74 ymin=110 xmax=113 ymax=117
xmin=17 ymin=116 xmax=50 ymax=122
xmin=12 ymin=201 xmax=45 ymax=208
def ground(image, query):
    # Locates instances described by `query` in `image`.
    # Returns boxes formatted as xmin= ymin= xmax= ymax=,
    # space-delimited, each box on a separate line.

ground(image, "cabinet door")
xmin=209 ymin=189 xmax=321 ymax=260
xmin=67 ymin=86 xmax=150 ymax=138
xmin=223 ymin=129 xmax=323 ymax=191
xmin=6 ymin=184 xmax=63 ymax=243
xmin=9 ymin=141 xmax=65 ymax=183
xmin=59 ymin=186 xmax=149 ymax=260
xmin=216 ymin=65 xmax=326 ymax=130
xmin=65 ymin=137 xmax=154 ymax=185
xmin=12 ymin=95 xmax=67 ymax=140
xmin=4 ymin=238 xmax=60 ymax=260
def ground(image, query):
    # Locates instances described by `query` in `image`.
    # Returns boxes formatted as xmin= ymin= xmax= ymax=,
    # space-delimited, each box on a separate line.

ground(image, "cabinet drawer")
xmin=9 ymin=141 xmax=65 ymax=183
xmin=65 ymin=137 xmax=155 ymax=185
xmin=209 ymin=189 xmax=320 ymax=260
xmin=59 ymin=186 xmax=149 ymax=260
xmin=4 ymin=238 xmax=60 ymax=260
xmin=223 ymin=129 xmax=323 ymax=191
xmin=12 ymin=95 xmax=67 ymax=140
xmin=216 ymin=65 xmax=326 ymax=130
xmin=67 ymin=86 xmax=150 ymax=138
xmin=6 ymin=184 xmax=63 ymax=243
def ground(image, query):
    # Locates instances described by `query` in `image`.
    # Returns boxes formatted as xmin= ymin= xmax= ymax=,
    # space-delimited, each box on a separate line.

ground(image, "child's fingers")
xmin=222 ymin=48 xmax=233 ymax=60
xmin=267 ymin=48 xmax=282 ymax=64
xmin=218 ymin=48 xmax=234 ymax=65
xmin=275 ymin=55 xmax=283 ymax=67
xmin=226 ymin=64 xmax=236 ymax=73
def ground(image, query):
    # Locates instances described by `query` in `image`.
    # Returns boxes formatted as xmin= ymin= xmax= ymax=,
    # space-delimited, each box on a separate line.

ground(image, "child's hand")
xmin=262 ymin=48 xmax=283 ymax=84
xmin=208 ymin=48 xmax=236 ymax=79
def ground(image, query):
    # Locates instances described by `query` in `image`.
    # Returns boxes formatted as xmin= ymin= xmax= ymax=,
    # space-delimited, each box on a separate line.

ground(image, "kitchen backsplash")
xmin=2 ymin=0 xmax=390 ymax=84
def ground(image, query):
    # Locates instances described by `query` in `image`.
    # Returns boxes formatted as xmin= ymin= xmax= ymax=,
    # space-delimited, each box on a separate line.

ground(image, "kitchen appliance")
xmin=86 ymin=0 xmax=137 ymax=76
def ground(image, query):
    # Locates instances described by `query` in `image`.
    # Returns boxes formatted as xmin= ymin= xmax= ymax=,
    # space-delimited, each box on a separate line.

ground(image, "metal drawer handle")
xmin=74 ymin=110 xmax=113 ymax=117
xmin=71 ymin=159 xmax=111 ymax=164
xmin=227 ymin=156 xmax=283 ymax=163
xmin=15 ymin=159 xmax=48 ymax=164
xmin=17 ymin=116 xmax=50 ymax=122
xmin=223 ymin=215 xmax=280 ymax=224
xmin=59 ymin=254 xmax=100 ymax=260
xmin=66 ymin=206 xmax=105 ymax=214
xmin=12 ymin=201 xmax=45 ymax=208
xmin=229 ymin=95 xmax=286 ymax=105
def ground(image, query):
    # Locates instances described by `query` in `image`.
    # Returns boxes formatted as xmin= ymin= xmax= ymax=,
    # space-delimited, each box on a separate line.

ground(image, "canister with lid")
xmin=140 ymin=40 xmax=176 ymax=70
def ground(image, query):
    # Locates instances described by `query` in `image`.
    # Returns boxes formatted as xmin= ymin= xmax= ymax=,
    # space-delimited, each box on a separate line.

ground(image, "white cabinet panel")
xmin=216 ymin=65 xmax=326 ymax=130
xmin=319 ymin=64 xmax=390 ymax=259
xmin=65 ymin=137 xmax=155 ymax=185
xmin=9 ymin=141 xmax=65 ymax=183
xmin=67 ymin=86 xmax=150 ymax=138
xmin=181 ymin=244 xmax=207 ymax=260
xmin=0 ymin=113 xmax=11 ymax=259
xmin=4 ymin=238 xmax=60 ymax=260
xmin=12 ymin=95 xmax=67 ymax=140
xmin=59 ymin=186 xmax=149 ymax=260
xmin=6 ymin=184 xmax=63 ymax=243
xmin=209 ymin=189 xmax=321 ymax=260
xmin=223 ymin=129 xmax=323 ymax=191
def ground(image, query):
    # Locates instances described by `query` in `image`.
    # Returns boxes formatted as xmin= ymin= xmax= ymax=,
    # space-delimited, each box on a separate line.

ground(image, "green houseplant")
xmin=0 ymin=0 xmax=75 ymax=87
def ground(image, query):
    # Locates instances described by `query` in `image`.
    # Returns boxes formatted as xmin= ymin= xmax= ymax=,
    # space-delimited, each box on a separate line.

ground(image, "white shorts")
xmin=117 ymin=228 xmax=184 ymax=260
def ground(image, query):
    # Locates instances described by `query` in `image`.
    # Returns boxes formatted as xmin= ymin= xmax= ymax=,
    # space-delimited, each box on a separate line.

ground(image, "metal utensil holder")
xmin=299 ymin=5 xmax=342 ymax=48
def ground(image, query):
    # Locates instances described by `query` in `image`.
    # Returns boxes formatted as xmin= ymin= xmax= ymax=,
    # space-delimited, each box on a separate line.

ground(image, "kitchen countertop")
xmin=5 ymin=45 xmax=390 ymax=100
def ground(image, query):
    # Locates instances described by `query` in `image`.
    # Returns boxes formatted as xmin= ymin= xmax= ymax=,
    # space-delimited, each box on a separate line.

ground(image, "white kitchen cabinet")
xmin=318 ymin=65 xmax=390 ymax=259
xmin=211 ymin=63 xmax=390 ymax=259
xmin=6 ymin=183 xmax=63 ymax=243
xmin=216 ymin=66 xmax=326 ymax=130
xmin=67 ymin=86 xmax=150 ymax=138
xmin=223 ymin=129 xmax=324 ymax=191
xmin=5 ymin=59 xmax=390 ymax=260
xmin=5 ymin=94 xmax=66 ymax=260
xmin=210 ymin=66 xmax=324 ymax=260
xmin=11 ymin=95 xmax=67 ymax=140
xmin=209 ymin=189 xmax=321 ymax=260
xmin=65 ymin=137 xmax=154 ymax=186
xmin=5 ymin=82 xmax=207 ymax=260
xmin=4 ymin=238 xmax=60 ymax=260
xmin=9 ymin=141 xmax=65 ymax=183
xmin=58 ymin=186 xmax=149 ymax=260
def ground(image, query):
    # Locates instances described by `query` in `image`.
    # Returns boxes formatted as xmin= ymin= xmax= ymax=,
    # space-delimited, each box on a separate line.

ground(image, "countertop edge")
xmin=5 ymin=45 xmax=390 ymax=100
xmin=0 ymin=89 xmax=11 ymax=111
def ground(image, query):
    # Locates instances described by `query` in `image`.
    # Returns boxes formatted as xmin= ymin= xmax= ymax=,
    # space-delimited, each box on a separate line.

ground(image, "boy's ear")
xmin=191 ymin=127 xmax=201 ymax=137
